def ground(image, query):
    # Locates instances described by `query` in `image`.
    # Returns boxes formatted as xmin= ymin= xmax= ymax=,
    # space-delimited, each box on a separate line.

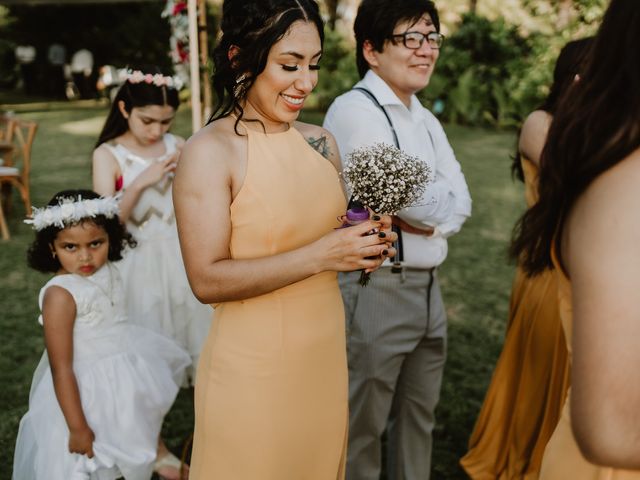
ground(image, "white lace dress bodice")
xmin=105 ymin=133 xmax=178 ymax=241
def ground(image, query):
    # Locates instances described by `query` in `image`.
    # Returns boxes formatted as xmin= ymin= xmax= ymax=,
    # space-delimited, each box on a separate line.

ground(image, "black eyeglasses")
xmin=390 ymin=31 xmax=445 ymax=50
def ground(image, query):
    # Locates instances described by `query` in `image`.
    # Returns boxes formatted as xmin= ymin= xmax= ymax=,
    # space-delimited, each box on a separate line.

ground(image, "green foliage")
xmin=418 ymin=2 xmax=605 ymax=128
xmin=309 ymin=27 xmax=359 ymax=110
xmin=521 ymin=0 xmax=607 ymax=30
xmin=446 ymin=68 xmax=479 ymax=124
xmin=419 ymin=13 xmax=538 ymax=128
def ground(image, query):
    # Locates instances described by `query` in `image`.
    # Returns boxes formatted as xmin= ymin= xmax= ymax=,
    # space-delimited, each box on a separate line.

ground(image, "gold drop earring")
xmin=234 ymin=73 xmax=248 ymax=98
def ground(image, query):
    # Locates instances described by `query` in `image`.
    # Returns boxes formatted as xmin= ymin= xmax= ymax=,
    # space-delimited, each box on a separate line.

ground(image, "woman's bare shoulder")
xmin=522 ymin=109 xmax=552 ymax=130
xmin=588 ymin=147 xmax=640 ymax=197
xmin=519 ymin=110 xmax=552 ymax=166
xmin=181 ymin=116 xmax=247 ymax=167
xmin=569 ymin=147 xmax=640 ymax=239
xmin=172 ymin=134 xmax=186 ymax=148
xmin=294 ymin=121 xmax=332 ymax=144
xmin=294 ymin=121 xmax=341 ymax=169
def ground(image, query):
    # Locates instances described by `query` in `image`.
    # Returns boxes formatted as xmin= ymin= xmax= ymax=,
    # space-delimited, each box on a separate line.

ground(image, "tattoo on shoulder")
xmin=307 ymin=135 xmax=331 ymax=159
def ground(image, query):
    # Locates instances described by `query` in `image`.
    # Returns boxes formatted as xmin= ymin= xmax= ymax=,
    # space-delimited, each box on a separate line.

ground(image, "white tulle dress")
xmin=104 ymin=133 xmax=212 ymax=385
xmin=12 ymin=263 xmax=191 ymax=480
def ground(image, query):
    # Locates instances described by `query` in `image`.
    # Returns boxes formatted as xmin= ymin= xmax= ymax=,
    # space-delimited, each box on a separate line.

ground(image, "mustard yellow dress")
xmin=460 ymin=158 xmax=570 ymax=479
xmin=189 ymin=123 xmax=348 ymax=480
xmin=538 ymin=250 xmax=640 ymax=480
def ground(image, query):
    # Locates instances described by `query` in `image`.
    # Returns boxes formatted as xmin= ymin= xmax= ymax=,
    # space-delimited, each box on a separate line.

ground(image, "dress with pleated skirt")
xmin=538 ymin=248 xmax=640 ymax=480
xmin=189 ymin=122 xmax=348 ymax=480
xmin=460 ymin=157 xmax=570 ymax=479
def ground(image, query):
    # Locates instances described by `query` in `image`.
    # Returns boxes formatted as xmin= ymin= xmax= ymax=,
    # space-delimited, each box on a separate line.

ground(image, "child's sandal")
xmin=154 ymin=452 xmax=188 ymax=480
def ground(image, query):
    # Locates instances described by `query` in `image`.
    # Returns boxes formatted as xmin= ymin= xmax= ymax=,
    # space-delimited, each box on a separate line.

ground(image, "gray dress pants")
xmin=340 ymin=267 xmax=447 ymax=480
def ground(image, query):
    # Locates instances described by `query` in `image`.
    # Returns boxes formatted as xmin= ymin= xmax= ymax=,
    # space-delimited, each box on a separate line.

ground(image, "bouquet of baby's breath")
xmin=341 ymin=143 xmax=432 ymax=285
xmin=342 ymin=143 xmax=432 ymax=215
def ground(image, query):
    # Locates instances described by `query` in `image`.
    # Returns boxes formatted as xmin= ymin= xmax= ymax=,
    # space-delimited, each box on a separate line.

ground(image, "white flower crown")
xmin=118 ymin=69 xmax=177 ymax=88
xmin=25 ymin=195 xmax=120 ymax=231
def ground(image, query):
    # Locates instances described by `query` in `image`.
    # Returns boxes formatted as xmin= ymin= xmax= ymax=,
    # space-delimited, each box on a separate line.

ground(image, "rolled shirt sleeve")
xmin=399 ymin=111 xmax=472 ymax=238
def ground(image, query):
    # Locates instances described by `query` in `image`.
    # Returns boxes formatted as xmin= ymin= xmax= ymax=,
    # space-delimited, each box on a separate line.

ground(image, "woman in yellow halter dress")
xmin=187 ymin=119 xmax=351 ymax=479
xmin=511 ymin=0 xmax=640 ymax=477
xmin=172 ymin=1 xmax=396 ymax=478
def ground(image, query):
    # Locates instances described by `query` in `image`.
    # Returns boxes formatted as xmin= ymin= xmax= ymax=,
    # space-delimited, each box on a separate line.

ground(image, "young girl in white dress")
xmin=92 ymin=68 xmax=211 ymax=381
xmin=92 ymin=68 xmax=212 ymax=478
xmin=13 ymin=189 xmax=190 ymax=480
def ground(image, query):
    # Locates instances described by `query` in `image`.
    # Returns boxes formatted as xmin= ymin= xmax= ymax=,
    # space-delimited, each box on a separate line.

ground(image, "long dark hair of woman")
xmin=208 ymin=0 xmax=324 ymax=132
xmin=510 ymin=37 xmax=593 ymax=181
xmin=510 ymin=0 xmax=640 ymax=275
xmin=95 ymin=66 xmax=180 ymax=148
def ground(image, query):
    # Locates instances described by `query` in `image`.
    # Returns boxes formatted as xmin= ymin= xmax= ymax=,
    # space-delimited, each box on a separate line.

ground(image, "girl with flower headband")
xmin=13 ymin=189 xmax=190 ymax=480
xmin=92 ymin=65 xmax=210 ymax=479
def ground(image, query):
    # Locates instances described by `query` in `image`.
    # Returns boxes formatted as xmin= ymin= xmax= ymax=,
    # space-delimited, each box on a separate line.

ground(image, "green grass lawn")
xmin=0 ymin=99 xmax=524 ymax=479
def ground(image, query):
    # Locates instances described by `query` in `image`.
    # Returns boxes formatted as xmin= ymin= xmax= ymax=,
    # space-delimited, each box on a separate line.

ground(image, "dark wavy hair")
xmin=95 ymin=66 xmax=180 ymax=148
xmin=511 ymin=0 xmax=640 ymax=275
xmin=354 ymin=0 xmax=440 ymax=79
xmin=511 ymin=37 xmax=594 ymax=181
xmin=27 ymin=189 xmax=137 ymax=273
xmin=208 ymin=0 xmax=324 ymax=131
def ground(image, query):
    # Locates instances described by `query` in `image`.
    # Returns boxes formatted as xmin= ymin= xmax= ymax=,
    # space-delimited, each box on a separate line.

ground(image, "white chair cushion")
xmin=0 ymin=166 xmax=19 ymax=176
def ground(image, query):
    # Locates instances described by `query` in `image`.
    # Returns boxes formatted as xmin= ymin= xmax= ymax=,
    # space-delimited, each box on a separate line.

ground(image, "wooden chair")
xmin=0 ymin=116 xmax=16 ymax=239
xmin=0 ymin=118 xmax=37 ymax=217
xmin=0 ymin=195 xmax=9 ymax=240
xmin=0 ymin=116 xmax=15 ymax=164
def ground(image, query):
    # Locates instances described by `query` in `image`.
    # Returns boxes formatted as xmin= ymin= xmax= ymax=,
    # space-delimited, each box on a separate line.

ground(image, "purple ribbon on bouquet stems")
xmin=341 ymin=198 xmax=400 ymax=286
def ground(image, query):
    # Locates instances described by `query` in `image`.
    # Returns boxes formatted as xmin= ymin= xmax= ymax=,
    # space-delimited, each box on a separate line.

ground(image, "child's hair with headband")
xmin=26 ymin=189 xmax=137 ymax=273
xmin=95 ymin=65 xmax=180 ymax=149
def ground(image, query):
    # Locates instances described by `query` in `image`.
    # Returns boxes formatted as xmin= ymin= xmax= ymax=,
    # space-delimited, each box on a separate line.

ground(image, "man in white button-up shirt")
xmin=323 ymin=1 xmax=471 ymax=478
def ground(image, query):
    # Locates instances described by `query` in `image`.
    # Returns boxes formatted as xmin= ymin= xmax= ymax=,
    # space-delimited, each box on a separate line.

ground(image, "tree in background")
xmin=0 ymin=0 xmax=608 ymax=126
xmin=419 ymin=0 xmax=605 ymax=127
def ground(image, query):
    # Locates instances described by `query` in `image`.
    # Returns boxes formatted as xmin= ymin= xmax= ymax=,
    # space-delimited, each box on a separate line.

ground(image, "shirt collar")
xmin=358 ymin=70 xmax=423 ymax=118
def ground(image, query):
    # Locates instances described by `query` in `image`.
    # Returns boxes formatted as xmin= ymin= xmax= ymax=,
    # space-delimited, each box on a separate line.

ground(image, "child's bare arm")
xmin=42 ymin=286 xmax=95 ymax=458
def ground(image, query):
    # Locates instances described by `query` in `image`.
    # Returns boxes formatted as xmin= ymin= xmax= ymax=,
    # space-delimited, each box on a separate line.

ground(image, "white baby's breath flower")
xmin=342 ymin=143 xmax=432 ymax=214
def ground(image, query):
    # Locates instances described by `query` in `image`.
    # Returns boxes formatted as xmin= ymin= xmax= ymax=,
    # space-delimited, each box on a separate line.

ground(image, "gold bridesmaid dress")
xmin=461 ymin=158 xmax=570 ymax=479
xmin=538 ymin=249 xmax=640 ymax=480
xmin=189 ymin=124 xmax=348 ymax=479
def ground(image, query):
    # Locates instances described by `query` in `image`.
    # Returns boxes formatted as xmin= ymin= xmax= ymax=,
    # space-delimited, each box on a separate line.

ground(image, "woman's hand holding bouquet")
xmin=313 ymin=215 xmax=396 ymax=276
xmin=341 ymin=143 xmax=432 ymax=285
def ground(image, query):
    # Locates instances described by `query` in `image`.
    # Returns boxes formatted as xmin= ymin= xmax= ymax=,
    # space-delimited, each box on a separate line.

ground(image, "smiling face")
xmin=243 ymin=20 xmax=322 ymax=132
xmin=52 ymin=221 xmax=110 ymax=277
xmin=119 ymin=102 xmax=176 ymax=146
xmin=364 ymin=14 xmax=439 ymax=106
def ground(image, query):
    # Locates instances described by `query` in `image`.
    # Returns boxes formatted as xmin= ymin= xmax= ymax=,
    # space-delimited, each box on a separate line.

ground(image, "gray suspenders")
xmin=352 ymin=87 xmax=400 ymax=149
xmin=351 ymin=86 xmax=405 ymax=269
